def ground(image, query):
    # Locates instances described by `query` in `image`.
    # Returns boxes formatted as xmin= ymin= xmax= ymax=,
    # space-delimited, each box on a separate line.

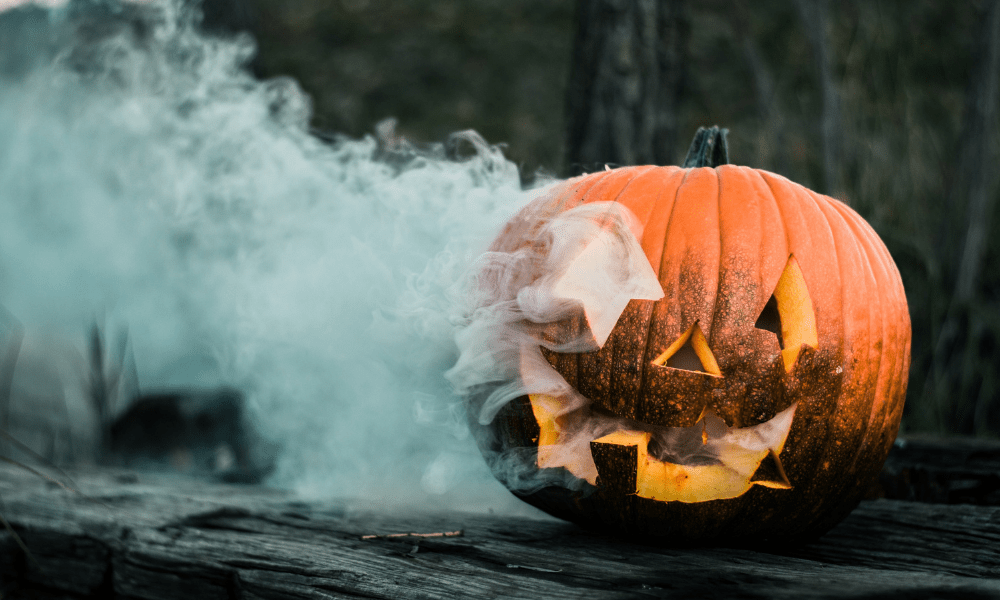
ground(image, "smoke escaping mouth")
xmin=529 ymin=394 xmax=796 ymax=502
xmin=0 ymin=0 xmax=555 ymax=511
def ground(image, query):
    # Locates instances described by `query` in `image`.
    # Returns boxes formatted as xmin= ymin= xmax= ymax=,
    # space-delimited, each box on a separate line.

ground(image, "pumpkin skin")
xmin=471 ymin=162 xmax=911 ymax=545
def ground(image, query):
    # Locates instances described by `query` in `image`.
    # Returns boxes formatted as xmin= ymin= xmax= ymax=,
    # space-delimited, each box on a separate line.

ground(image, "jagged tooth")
xmin=750 ymin=448 xmax=792 ymax=489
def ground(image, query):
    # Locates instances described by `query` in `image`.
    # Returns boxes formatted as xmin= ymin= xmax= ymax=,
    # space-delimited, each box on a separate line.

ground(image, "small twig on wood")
xmin=506 ymin=564 xmax=564 ymax=573
xmin=360 ymin=530 xmax=463 ymax=540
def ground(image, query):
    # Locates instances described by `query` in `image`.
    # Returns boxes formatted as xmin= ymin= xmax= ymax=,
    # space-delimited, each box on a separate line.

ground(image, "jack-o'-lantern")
xmin=454 ymin=127 xmax=911 ymax=545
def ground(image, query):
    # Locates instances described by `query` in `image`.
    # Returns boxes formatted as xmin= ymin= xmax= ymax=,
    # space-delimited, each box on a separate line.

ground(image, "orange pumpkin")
xmin=466 ymin=128 xmax=911 ymax=544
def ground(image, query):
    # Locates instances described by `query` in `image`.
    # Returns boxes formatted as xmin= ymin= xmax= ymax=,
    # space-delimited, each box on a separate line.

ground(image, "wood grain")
xmin=1 ymin=437 xmax=999 ymax=599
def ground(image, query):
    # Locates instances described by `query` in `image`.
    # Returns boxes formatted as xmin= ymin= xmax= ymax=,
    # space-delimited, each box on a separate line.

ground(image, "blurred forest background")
xmin=2 ymin=0 xmax=999 ymax=443
xmin=228 ymin=0 xmax=1000 ymax=437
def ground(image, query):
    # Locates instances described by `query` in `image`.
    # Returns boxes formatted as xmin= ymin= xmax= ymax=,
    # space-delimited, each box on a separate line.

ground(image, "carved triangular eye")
xmin=755 ymin=255 xmax=818 ymax=371
xmin=754 ymin=296 xmax=783 ymax=349
xmin=651 ymin=322 xmax=721 ymax=377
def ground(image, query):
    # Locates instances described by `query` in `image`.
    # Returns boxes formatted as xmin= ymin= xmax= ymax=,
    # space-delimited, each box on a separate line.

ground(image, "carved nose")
xmin=651 ymin=321 xmax=721 ymax=377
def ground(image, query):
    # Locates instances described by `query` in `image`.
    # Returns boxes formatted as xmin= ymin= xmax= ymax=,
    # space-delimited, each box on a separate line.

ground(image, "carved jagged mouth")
xmin=529 ymin=394 xmax=796 ymax=503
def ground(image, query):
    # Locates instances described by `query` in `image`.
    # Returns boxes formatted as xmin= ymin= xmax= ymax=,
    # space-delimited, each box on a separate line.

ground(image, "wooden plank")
xmin=874 ymin=435 xmax=1000 ymax=505
xmin=1 ymin=458 xmax=999 ymax=599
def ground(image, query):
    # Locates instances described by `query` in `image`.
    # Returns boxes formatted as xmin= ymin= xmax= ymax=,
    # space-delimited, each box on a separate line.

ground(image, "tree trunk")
xmin=730 ymin=1 xmax=788 ymax=177
xmin=795 ymin=0 xmax=842 ymax=197
xmin=564 ymin=0 xmax=688 ymax=175
xmin=953 ymin=0 xmax=1000 ymax=305
xmin=921 ymin=0 xmax=1000 ymax=433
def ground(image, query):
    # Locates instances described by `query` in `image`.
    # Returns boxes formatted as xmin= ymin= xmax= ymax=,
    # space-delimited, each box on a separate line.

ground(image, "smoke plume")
xmin=0 ymin=0 xmax=547 ymax=512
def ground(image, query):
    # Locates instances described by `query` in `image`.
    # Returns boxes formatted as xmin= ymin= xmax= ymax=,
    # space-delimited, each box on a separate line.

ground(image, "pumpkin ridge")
xmin=782 ymin=183 xmax=856 ymax=530
xmin=566 ymin=169 xmax=609 ymax=207
xmin=635 ymin=168 xmax=687 ymax=283
xmin=813 ymin=193 xmax=881 ymax=488
xmin=658 ymin=166 xmax=696 ymax=279
xmin=850 ymin=232 xmax=894 ymax=479
xmin=707 ymin=167 xmax=781 ymax=537
xmin=683 ymin=169 xmax=722 ymax=347
xmin=831 ymin=197 xmax=909 ymax=536
xmin=748 ymin=167 xmax=790 ymax=318
xmin=579 ymin=167 xmax=639 ymax=205
xmin=639 ymin=167 xmax=694 ymax=414
xmin=761 ymin=171 xmax=845 ymax=362
xmin=715 ymin=167 xmax=784 ymax=431
xmin=755 ymin=173 xmax=823 ymax=371
xmin=607 ymin=166 xmax=662 ymax=219
xmin=829 ymin=201 xmax=906 ymax=465
xmin=569 ymin=176 xmax=589 ymax=396
xmin=751 ymin=169 xmax=798 ymax=346
xmin=755 ymin=170 xmax=795 ymax=266
xmin=603 ymin=169 xmax=650 ymax=416
xmin=576 ymin=166 xmax=657 ymax=406
xmin=631 ymin=168 xmax=687 ymax=395
xmin=708 ymin=166 xmax=724 ymax=347
xmin=654 ymin=169 xmax=723 ymax=422
xmin=607 ymin=168 xmax=683 ymax=416
xmin=599 ymin=169 xmax=680 ymax=416
xmin=752 ymin=172 xmax=843 ymax=531
xmin=857 ymin=203 xmax=910 ymax=436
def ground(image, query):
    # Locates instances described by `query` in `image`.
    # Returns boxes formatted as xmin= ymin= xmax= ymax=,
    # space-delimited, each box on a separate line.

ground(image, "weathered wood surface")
xmin=874 ymin=436 xmax=1000 ymax=505
xmin=1 ymin=437 xmax=1000 ymax=600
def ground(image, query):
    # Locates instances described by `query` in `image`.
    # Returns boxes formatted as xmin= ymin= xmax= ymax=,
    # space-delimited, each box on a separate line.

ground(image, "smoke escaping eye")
xmin=651 ymin=322 xmax=721 ymax=377
xmin=754 ymin=255 xmax=818 ymax=371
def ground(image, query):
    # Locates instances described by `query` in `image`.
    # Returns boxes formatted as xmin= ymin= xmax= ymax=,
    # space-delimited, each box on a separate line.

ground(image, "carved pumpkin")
xmin=461 ymin=128 xmax=911 ymax=544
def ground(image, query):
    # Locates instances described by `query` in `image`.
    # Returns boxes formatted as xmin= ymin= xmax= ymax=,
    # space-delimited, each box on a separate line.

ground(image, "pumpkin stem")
xmin=682 ymin=126 xmax=730 ymax=168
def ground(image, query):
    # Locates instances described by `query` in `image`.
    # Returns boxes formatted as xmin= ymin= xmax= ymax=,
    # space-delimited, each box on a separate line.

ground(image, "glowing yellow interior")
xmin=530 ymin=393 xmax=562 ymax=448
xmin=772 ymin=256 xmax=818 ymax=371
xmin=529 ymin=394 xmax=795 ymax=502
xmin=650 ymin=322 xmax=721 ymax=376
xmin=591 ymin=428 xmax=790 ymax=503
xmin=530 ymin=394 xmax=598 ymax=482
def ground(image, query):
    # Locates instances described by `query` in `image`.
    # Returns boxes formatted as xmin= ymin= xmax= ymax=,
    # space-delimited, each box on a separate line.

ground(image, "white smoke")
xmin=0 ymin=0 xmax=550 ymax=512
xmin=446 ymin=200 xmax=663 ymax=426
